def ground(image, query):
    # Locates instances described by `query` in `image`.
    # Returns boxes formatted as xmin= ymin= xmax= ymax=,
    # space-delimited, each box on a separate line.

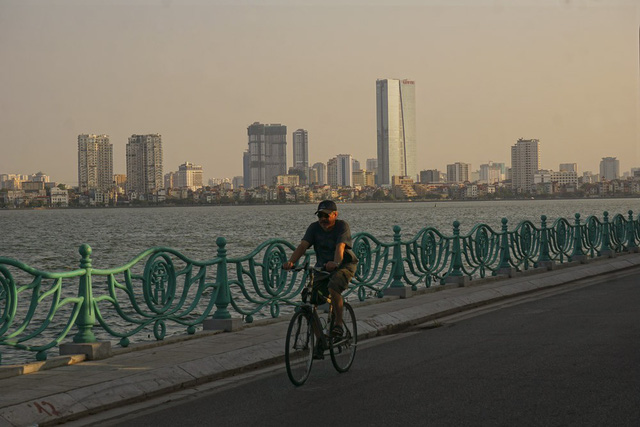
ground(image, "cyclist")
xmin=283 ymin=200 xmax=358 ymax=339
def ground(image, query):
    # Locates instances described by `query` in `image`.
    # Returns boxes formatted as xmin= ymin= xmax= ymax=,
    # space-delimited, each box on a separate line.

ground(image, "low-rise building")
xmin=49 ymin=187 xmax=69 ymax=207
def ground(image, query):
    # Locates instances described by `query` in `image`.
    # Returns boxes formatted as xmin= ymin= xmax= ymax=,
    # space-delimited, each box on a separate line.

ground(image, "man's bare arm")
xmin=283 ymin=240 xmax=311 ymax=270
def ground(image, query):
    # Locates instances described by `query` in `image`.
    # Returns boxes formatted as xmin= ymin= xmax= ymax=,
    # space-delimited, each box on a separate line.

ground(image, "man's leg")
xmin=328 ymin=267 xmax=353 ymax=336
xmin=329 ymin=288 xmax=343 ymax=327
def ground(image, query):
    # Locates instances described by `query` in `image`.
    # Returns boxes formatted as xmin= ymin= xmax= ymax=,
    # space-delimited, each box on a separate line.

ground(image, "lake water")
xmin=1 ymin=199 xmax=638 ymax=271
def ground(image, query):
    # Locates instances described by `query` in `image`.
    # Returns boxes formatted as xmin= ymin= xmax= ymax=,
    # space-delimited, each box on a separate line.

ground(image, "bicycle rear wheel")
xmin=285 ymin=310 xmax=314 ymax=386
xmin=330 ymin=302 xmax=357 ymax=373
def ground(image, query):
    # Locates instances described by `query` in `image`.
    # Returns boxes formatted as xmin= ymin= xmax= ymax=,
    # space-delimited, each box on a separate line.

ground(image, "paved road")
xmin=107 ymin=273 xmax=640 ymax=426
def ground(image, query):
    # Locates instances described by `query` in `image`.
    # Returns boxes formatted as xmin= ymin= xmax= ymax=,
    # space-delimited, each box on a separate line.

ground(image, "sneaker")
xmin=330 ymin=325 xmax=344 ymax=338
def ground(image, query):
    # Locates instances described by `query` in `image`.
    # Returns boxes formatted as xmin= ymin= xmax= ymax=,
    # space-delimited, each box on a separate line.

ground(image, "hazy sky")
xmin=1 ymin=0 xmax=638 ymax=185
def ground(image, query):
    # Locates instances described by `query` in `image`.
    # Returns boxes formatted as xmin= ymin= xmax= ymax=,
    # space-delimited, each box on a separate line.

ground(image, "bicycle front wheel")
xmin=330 ymin=302 xmax=357 ymax=373
xmin=285 ymin=310 xmax=315 ymax=386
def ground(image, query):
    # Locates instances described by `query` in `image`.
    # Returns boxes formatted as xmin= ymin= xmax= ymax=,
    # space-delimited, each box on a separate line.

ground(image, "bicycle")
xmin=284 ymin=263 xmax=357 ymax=386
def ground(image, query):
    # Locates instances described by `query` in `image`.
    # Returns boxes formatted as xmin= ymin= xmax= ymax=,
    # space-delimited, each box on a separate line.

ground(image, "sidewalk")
xmin=2 ymin=253 xmax=640 ymax=427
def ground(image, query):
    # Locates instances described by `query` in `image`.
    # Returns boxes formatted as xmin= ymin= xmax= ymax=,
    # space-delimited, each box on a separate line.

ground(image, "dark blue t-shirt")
xmin=302 ymin=219 xmax=358 ymax=268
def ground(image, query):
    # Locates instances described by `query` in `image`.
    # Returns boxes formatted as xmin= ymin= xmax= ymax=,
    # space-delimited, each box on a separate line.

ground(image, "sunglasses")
xmin=317 ymin=212 xmax=332 ymax=219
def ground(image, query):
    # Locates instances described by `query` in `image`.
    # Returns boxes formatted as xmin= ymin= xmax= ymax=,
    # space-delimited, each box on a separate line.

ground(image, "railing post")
xmin=204 ymin=237 xmax=242 ymax=331
xmin=497 ymin=218 xmax=515 ymax=276
xmin=571 ymin=213 xmax=588 ymax=263
xmin=626 ymin=210 xmax=639 ymax=253
xmin=74 ymin=244 xmax=96 ymax=343
xmin=60 ymin=244 xmax=112 ymax=360
xmin=538 ymin=215 xmax=554 ymax=269
xmin=445 ymin=220 xmax=469 ymax=285
xmin=384 ymin=225 xmax=412 ymax=298
xmin=600 ymin=211 xmax=614 ymax=258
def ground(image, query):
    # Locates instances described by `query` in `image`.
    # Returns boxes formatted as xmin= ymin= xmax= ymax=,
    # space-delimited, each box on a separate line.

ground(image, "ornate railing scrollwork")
xmin=1 ymin=210 xmax=638 ymax=364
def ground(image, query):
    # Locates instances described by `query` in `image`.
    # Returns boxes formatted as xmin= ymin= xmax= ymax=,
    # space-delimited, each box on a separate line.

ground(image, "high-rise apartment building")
xmin=242 ymin=150 xmax=251 ymax=189
xmin=126 ymin=134 xmax=163 ymax=196
xmin=599 ymin=157 xmax=619 ymax=181
xmin=175 ymin=161 xmax=203 ymax=190
xmin=479 ymin=162 xmax=504 ymax=184
xmin=78 ymin=134 xmax=113 ymax=192
xmin=247 ymin=122 xmax=287 ymax=188
xmin=420 ymin=169 xmax=441 ymax=183
xmin=511 ymin=138 xmax=540 ymax=193
xmin=327 ymin=158 xmax=338 ymax=187
xmin=336 ymin=154 xmax=353 ymax=187
xmin=446 ymin=162 xmax=470 ymax=183
xmin=292 ymin=129 xmax=309 ymax=169
xmin=312 ymin=162 xmax=326 ymax=186
xmin=376 ymin=78 xmax=417 ymax=185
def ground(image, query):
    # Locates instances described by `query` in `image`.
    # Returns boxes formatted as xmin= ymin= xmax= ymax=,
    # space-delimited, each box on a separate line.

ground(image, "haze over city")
xmin=1 ymin=0 xmax=638 ymax=186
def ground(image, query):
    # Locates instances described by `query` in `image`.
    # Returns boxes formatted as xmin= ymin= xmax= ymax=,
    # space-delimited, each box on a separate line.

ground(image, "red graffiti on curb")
xmin=28 ymin=401 xmax=61 ymax=417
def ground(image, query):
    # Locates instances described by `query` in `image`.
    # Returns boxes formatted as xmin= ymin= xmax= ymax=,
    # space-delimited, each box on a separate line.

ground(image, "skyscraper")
xmin=247 ymin=123 xmax=287 ymax=188
xmin=126 ymin=134 xmax=163 ymax=196
xmin=336 ymin=154 xmax=353 ymax=187
xmin=242 ymin=150 xmax=251 ymax=189
xmin=511 ymin=138 xmax=540 ymax=193
xmin=292 ymin=129 xmax=309 ymax=169
xmin=599 ymin=157 xmax=620 ymax=181
xmin=327 ymin=157 xmax=338 ymax=187
xmin=376 ymin=78 xmax=417 ymax=185
xmin=77 ymin=134 xmax=113 ymax=192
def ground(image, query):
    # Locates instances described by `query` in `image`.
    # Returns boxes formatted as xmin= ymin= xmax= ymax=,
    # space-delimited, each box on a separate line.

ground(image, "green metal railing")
xmin=1 ymin=210 xmax=638 ymax=363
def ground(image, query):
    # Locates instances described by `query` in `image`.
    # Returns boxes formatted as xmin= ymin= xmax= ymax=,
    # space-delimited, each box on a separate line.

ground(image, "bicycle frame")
xmin=295 ymin=264 xmax=333 ymax=351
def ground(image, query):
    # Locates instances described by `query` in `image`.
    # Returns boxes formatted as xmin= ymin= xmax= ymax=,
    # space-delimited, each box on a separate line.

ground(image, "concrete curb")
xmin=2 ymin=252 xmax=640 ymax=427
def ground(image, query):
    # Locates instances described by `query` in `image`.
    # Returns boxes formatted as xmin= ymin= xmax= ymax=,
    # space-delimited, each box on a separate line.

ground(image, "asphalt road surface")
xmin=107 ymin=273 xmax=640 ymax=427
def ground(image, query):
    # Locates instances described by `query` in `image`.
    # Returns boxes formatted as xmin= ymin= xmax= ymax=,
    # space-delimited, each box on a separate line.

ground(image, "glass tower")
xmin=292 ymin=129 xmax=309 ymax=169
xmin=376 ymin=78 xmax=417 ymax=186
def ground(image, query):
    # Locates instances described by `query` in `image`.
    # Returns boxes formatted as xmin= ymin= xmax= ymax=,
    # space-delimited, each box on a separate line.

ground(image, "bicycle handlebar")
xmin=285 ymin=262 xmax=328 ymax=276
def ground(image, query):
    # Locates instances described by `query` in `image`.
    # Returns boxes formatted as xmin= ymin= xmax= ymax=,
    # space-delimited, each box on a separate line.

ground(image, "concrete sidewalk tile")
xmin=213 ymin=345 xmax=276 ymax=372
xmin=0 ymin=391 xmax=88 ymax=427
xmin=368 ymin=313 xmax=400 ymax=329
xmin=356 ymin=321 xmax=377 ymax=338
xmin=499 ymin=281 xmax=537 ymax=294
xmin=610 ymin=259 xmax=634 ymax=270
xmin=65 ymin=380 xmax=143 ymax=410
xmin=466 ymin=288 xmax=504 ymax=302
xmin=395 ymin=306 xmax=432 ymax=321
xmin=132 ymin=365 xmax=198 ymax=395
xmin=442 ymin=296 xmax=475 ymax=308
xmin=529 ymin=275 xmax=564 ymax=288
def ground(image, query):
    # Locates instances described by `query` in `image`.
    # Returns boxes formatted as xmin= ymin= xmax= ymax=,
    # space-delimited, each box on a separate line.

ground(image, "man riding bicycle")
xmin=283 ymin=200 xmax=358 ymax=338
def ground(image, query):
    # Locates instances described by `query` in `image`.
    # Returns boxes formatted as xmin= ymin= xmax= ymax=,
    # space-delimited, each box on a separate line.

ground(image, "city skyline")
xmin=0 ymin=0 xmax=638 ymax=185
